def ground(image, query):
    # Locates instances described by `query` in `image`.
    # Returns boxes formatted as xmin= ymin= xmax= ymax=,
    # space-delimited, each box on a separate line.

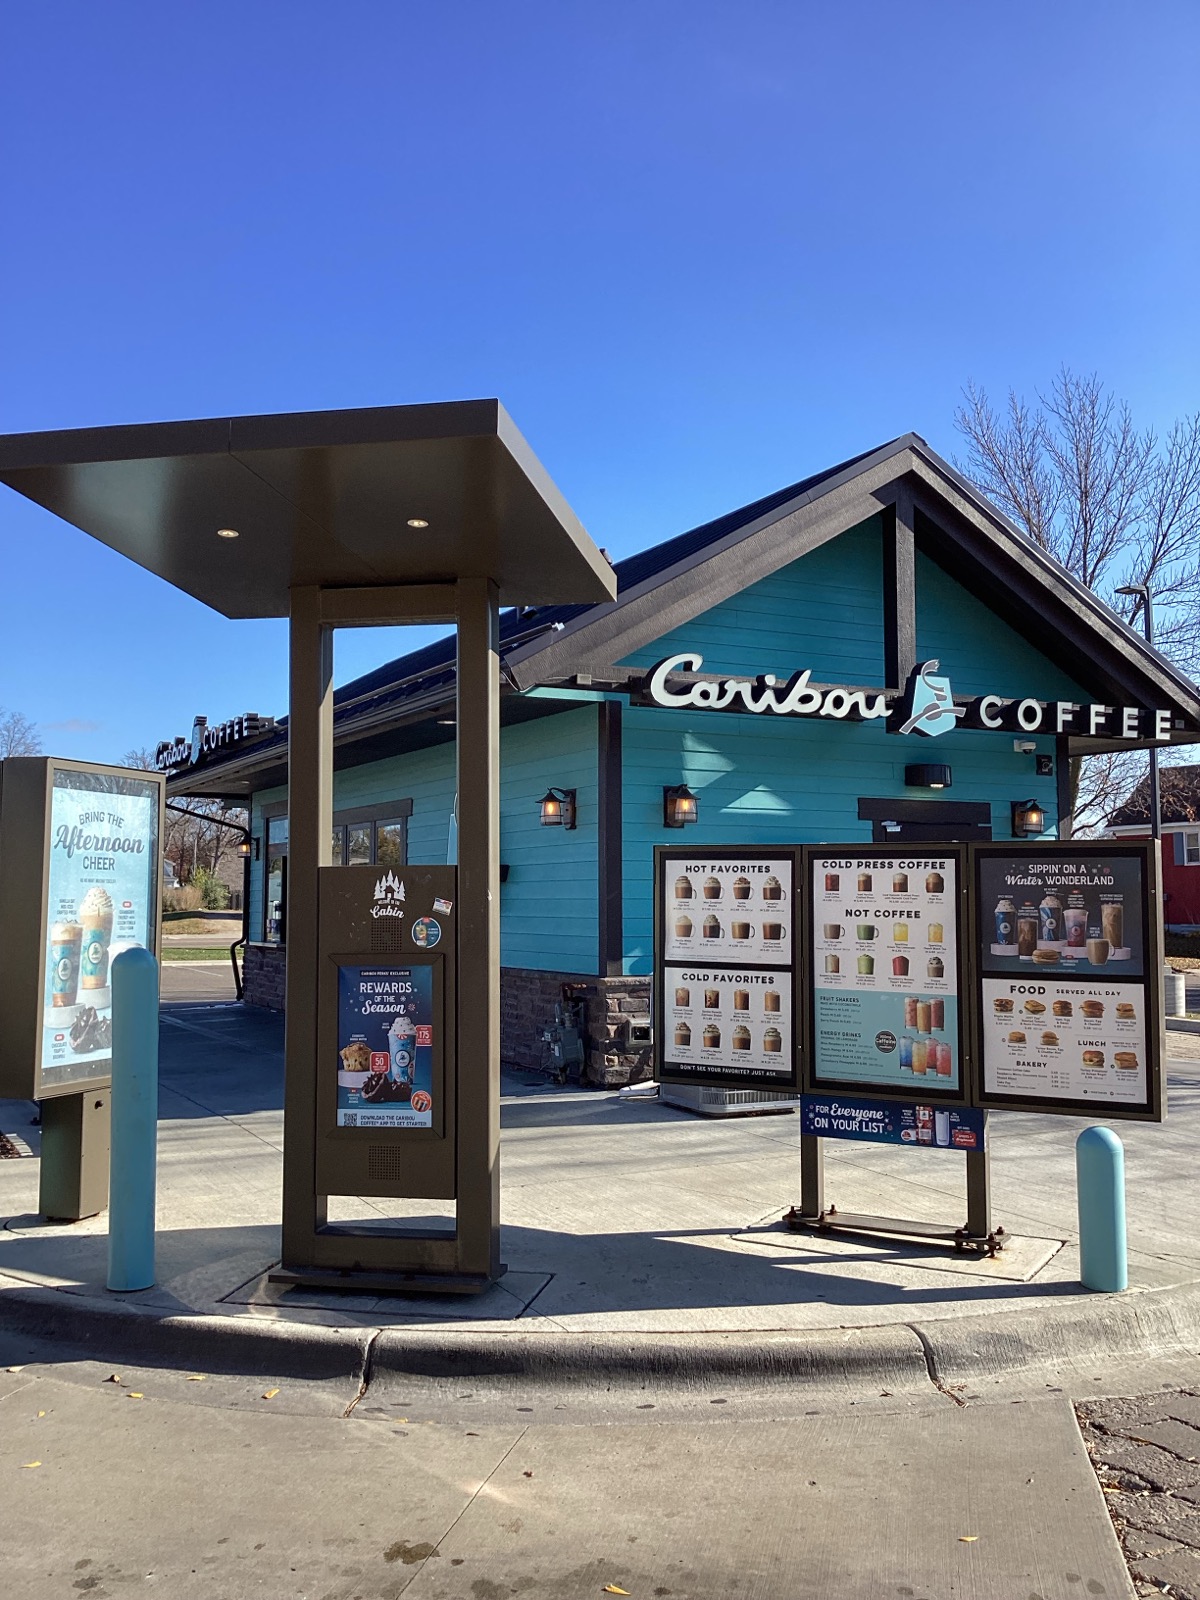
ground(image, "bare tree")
xmin=956 ymin=370 xmax=1200 ymax=829
xmin=121 ymin=746 xmax=246 ymax=883
xmin=0 ymin=708 xmax=42 ymax=757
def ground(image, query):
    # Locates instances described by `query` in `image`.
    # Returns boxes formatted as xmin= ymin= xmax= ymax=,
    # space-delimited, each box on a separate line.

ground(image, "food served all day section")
xmin=654 ymin=847 xmax=799 ymax=1089
xmin=652 ymin=839 xmax=1163 ymax=1122
xmin=808 ymin=849 xmax=963 ymax=1098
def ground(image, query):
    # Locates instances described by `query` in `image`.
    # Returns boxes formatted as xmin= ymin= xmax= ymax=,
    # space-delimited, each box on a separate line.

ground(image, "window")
xmin=1185 ymin=830 xmax=1200 ymax=866
xmin=263 ymin=802 xmax=412 ymax=942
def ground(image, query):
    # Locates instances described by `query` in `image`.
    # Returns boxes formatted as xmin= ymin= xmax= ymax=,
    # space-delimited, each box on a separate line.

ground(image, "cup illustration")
xmin=763 ymin=1026 xmax=782 ymax=1053
xmin=674 ymin=875 xmax=693 ymax=900
xmin=704 ymin=987 xmax=720 ymax=1009
xmin=892 ymin=872 xmax=909 ymax=894
xmin=824 ymin=954 xmax=840 ymax=975
xmin=703 ymin=877 xmax=722 ymax=899
xmin=732 ymin=1024 xmax=751 ymax=1051
xmin=894 ymin=922 xmax=909 ymax=944
xmin=857 ymin=872 xmax=872 ymax=893
xmin=857 ymin=953 xmax=874 ymax=976
xmin=762 ymin=922 xmax=785 ymax=940
xmin=702 ymin=1023 xmax=721 ymax=1049
xmin=734 ymin=989 xmax=749 ymax=1011
xmin=928 ymin=922 xmax=944 ymax=945
xmin=927 ymin=956 xmax=944 ymax=979
xmin=823 ymin=924 xmax=843 ymax=940
xmin=675 ymin=916 xmax=693 ymax=939
xmin=935 ymin=1042 xmax=952 ymax=1078
xmin=764 ymin=989 xmax=781 ymax=1012
xmin=674 ymin=987 xmax=690 ymax=1008
xmin=387 ymin=1013 xmax=416 ymax=1099
xmin=731 ymin=921 xmax=752 ymax=940
xmin=763 ymin=876 xmax=783 ymax=901
xmin=912 ymin=1039 xmax=928 ymax=1074
xmin=1087 ymin=937 xmax=1110 ymax=966
xmin=916 ymin=1000 xmax=932 ymax=1034
xmin=892 ymin=955 xmax=909 ymax=976
xmin=930 ymin=998 xmax=945 ymax=1031
xmin=935 ymin=1109 xmax=951 ymax=1146
xmin=50 ymin=921 xmax=82 ymax=1008
xmin=824 ymin=872 xmax=840 ymax=892
xmin=925 ymin=872 xmax=944 ymax=895
xmin=79 ymin=887 xmax=114 ymax=991
xmin=1102 ymin=901 xmax=1124 ymax=952
xmin=1064 ymin=906 xmax=1088 ymax=950
xmin=899 ymin=1037 xmax=913 ymax=1071
xmin=733 ymin=877 xmax=752 ymax=901
xmin=674 ymin=1022 xmax=691 ymax=1048
xmin=903 ymin=997 xmax=918 ymax=1028
xmin=855 ymin=924 xmax=876 ymax=941
xmin=702 ymin=915 xmax=721 ymax=939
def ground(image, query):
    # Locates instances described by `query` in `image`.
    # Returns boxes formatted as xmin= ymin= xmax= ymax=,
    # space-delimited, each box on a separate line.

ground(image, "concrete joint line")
xmin=343 ymin=1328 xmax=382 ymax=1418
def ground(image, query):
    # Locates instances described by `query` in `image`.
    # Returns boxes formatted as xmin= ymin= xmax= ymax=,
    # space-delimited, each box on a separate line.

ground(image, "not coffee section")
xmin=655 ymin=839 xmax=1164 ymax=1252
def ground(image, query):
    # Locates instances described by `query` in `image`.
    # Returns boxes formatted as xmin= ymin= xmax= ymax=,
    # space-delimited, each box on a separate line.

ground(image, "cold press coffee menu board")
xmin=974 ymin=844 xmax=1159 ymax=1115
xmin=655 ymin=848 xmax=799 ymax=1088
xmin=807 ymin=850 xmax=964 ymax=1098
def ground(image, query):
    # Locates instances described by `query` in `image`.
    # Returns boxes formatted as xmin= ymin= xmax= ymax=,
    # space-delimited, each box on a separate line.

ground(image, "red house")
xmin=1108 ymin=765 xmax=1200 ymax=928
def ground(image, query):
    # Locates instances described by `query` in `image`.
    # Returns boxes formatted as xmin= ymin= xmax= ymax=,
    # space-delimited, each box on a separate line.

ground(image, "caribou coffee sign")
xmin=155 ymin=713 xmax=276 ymax=773
xmin=642 ymin=654 xmax=1174 ymax=741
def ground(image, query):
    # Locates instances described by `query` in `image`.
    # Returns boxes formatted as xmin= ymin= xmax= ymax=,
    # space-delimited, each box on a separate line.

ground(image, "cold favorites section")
xmin=336 ymin=964 xmax=435 ymax=1129
xmin=663 ymin=856 xmax=793 ymax=968
xmin=664 ymin=967 xmax=792 ymax=1080
xmin=810 ymin=855 xmax=960 ymax=1093
xmin=982 ymin=980 xmax=1148 ymax=1104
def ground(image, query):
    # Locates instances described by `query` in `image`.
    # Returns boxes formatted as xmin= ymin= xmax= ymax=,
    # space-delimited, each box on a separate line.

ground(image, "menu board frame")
xmin=968 ymin=839 xmax=1164 ymax=1121
xmin=802 ymin=844 xmax=970 ymax=1107
xmin=653 ymin=845 xmax=801 ymax=1091
xmin=0 ymin=757 xmax=164 ymax=1101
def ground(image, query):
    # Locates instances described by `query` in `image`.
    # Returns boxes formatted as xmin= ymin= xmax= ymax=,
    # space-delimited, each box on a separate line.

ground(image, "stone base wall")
xmin=242 ymin=943 xmax=287 ymax=1011
xmin=501 ymin=968 xmax=653 ymax=1088
xmin=240 ymin=944 xmax=652 ymax=1089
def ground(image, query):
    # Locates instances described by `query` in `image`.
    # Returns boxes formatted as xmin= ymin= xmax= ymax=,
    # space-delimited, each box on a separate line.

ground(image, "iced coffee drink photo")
xmin=79 ymin=886 xmax=114 ymax=991
xmin=50 ymin=920 xmax=82 ymax=1007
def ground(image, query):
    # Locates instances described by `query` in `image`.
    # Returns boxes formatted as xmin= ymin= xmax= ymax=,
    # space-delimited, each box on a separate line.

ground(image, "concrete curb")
xmin=0 ymin=1281 xmax=371 ymax=1383
xmin=5 ymin=1273 xmax=1200 ymax=1390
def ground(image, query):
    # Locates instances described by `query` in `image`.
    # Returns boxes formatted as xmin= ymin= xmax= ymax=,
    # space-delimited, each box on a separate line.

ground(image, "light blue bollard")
xmin=107 ymin=947 xmax=159 ymax=1292
xmin=1076 ymin=1125 xmax=1127 ymax=1293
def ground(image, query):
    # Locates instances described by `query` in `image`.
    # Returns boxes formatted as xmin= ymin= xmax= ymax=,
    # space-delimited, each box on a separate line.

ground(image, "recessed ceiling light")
xmin=407 ymin=518 xmax=429 ymax=529
xmin=216 ymin=527 xmax=240 ymax=539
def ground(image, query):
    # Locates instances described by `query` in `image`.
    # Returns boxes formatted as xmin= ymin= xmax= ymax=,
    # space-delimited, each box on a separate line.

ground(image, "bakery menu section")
xmin=975 ymin=843 xmax=1160 ymax=1116
xmin=809 ymin=851 xmax=964 ymax=1098
xmin=655 ymin=848 xmax=798 ymax=1088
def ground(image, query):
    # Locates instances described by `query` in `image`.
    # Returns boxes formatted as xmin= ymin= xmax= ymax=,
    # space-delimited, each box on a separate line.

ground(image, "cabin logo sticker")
xmin=898 ymin=661 xmax=966 ymax=738
xmin=371 ymin=870 xmax=406 ymax=919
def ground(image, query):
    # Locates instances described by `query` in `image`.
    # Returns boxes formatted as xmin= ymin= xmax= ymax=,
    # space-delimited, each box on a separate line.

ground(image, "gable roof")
xmin=170 ymin=432 xmax=1200 ymax=796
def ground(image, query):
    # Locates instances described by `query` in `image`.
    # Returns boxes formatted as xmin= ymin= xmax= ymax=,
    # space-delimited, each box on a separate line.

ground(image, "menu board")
xmin=808 ymin=850 xmax=964 ymax=1099
xmin=40 ymin=765 xmax=160 ymax=1090
xmin=336 ymin=963 xmax=436 ymax=1128
xmin=656 ymin=848 xmax=798 ymax=1088
xmin=974 ymin=844 xmax=1159 ymax=1116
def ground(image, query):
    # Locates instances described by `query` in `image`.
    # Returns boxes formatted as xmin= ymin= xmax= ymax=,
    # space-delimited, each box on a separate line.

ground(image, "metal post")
xmin=454 ymin=576 xmax=502 ymax=1280
xmin=281 ymin=586 xmax=333 ymax=1268
xmin=965 ymin=1140 xmax=991 ymax=1238
xmin=1145 ymin=590 xmax=1162 ymax=843
xmin=107 ymin=948 xmax=159 ymax=1290
xmin=799 ymin=1132 xmax=825 ymax=1219
xmin=1076 ymin=1126 xmax=1128 ymax=1292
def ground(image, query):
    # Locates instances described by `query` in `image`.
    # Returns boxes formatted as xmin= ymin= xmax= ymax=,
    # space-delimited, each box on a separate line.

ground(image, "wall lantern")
xmin=538 ymin=788 xmax=577 ymax=829
xmin=238 ymin=837 xmax=260 ymax=860
xmin=905 ymin=763 xmax=952 ymax=790
xmin=663 ymin=783 xmax=699 ymax=828
xmin=1011 ymin=799 xmax=1046 ymax=838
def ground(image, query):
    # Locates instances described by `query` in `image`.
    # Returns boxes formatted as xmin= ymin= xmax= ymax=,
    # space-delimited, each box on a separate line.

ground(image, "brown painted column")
xmin=454 ymin=576 xmax=502 ymax=1279
xmin=281 ymin=584 xmax=334 ymax=1267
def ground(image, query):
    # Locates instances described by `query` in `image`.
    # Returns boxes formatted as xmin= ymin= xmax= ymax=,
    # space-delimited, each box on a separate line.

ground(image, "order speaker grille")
xmin=367 ymin=1144 xmax=406 ymax=1180
xmin=370 ymin=919 xmax=405 ymax=954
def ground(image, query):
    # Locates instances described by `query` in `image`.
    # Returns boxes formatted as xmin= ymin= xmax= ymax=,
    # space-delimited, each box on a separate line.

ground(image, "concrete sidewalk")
xmin=4 ymin=999 xmax=1200 ymax=1387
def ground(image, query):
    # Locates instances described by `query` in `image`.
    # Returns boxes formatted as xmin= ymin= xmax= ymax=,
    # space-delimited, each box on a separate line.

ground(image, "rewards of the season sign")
xmin=41 ymin=765 xmax=160 ymax=1090
xmin=336 ymin=964 xmax=435 ymax=1129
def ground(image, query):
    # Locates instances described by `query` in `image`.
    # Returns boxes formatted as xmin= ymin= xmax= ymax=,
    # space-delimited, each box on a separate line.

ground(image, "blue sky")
xmin=1 ymin=2 xmax=1197 ymax=763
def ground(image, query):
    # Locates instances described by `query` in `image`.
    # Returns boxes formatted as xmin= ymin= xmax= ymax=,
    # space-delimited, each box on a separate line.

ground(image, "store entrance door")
xmin=857 ymin=798 xmax=993 ymax=845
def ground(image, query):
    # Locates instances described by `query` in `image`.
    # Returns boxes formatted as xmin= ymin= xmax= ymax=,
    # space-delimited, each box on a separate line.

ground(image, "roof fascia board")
xmin=502 ymin=437 xmax=921 ymax=685
xmin=907 ymin=452 xmax=1200 ymax=719
xmin=506 ymin=456 xmax=916 ymax=689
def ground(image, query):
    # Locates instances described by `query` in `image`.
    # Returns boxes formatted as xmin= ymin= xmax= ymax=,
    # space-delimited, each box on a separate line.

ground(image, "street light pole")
xmin=1116 ymin=584 xmax=1162 ymax=841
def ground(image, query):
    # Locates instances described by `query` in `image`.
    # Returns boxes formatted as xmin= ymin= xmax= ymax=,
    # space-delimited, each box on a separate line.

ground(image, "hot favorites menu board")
xmin=41 ymin=765 xmax=160 ymax=1090
xmin=656 ymin=849 xmax=798 ymax=1087
xmin=808 ymin=851 xmax=963 ymax=1098
xmin=975 ymin=847 xmax=1157 ymax=1113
